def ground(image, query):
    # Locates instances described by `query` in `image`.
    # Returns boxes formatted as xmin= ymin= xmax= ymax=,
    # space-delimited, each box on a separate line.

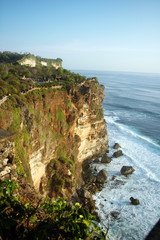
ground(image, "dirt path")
xmin=0 ymin=96 xmax=8 ymax=106
xmin=0 ymin=85 xmax=62 ymax=106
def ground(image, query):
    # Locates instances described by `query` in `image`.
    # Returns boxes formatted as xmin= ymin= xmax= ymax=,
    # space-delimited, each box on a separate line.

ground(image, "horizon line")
xmin=70 ymin=68 xmax=160 ymax=75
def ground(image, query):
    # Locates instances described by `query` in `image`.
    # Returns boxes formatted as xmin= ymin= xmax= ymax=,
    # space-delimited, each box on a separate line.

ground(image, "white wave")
xmin=90 ymin=70 xmax=160 ymax=239
xmin=104 ymin=115 xmax=160 ymax=150
xmin=134 ymin=87 xmax=160 ymax=95
xmin=91 ymin=112 xmax=160 ymax=239
xmin=93 ymin=147 xmax=160 ymax=239
xmin=109 ymin=128 xmax=160 ymax=180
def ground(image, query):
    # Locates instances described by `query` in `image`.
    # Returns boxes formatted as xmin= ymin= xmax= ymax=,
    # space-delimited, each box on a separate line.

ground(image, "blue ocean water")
xmin=75 ymin=70 xmax=160 ymax=240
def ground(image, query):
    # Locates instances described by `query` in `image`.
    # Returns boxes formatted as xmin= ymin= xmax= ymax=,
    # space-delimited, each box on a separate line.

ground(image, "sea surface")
xmin=74 ymin=70 xmax=160 ymax=240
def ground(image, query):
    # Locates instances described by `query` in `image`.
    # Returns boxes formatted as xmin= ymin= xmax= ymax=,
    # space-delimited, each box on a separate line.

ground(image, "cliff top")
xmin=0 ymin=52 xmax=87 ymax=100
xmin=0 ymin=51 xmax=62 ymax=68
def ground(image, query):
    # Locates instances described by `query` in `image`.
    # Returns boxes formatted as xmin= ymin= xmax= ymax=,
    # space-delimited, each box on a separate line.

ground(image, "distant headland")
xmin=0 ymin=51 xmax=62 ymax=69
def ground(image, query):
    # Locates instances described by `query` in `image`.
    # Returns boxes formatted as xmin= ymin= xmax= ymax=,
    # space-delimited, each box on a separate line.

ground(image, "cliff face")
xmin=0 ymin=131 xmax=15 ymax=180
xmin=0 ymin=80 xmax=108 ymax=199
xmin=19 ymin=54 xmax=62 ymax=69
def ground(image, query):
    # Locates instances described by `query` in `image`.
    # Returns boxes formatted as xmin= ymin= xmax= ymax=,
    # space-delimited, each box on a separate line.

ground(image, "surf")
xmin=75 ymin=70 xmax=160 ymax=239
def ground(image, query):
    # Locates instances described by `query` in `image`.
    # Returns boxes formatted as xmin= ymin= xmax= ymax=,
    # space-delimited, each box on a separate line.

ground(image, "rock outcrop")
xmin=19 ymin=54 xmax=62 ymax=69
xmin=0 ymin=130 xmax=16 ymax=180
xmin=113 ymin=143 xmax=121 ymax=149
xmin=0 ymin=80 xmax=108 ymax=199
xmin=113 ymin=150 xmax=123 ymax=158
xmin=121 ymin=166 xmax=135 ymax=176
xmin=101 ymin=154 xmax=112 ymax=163
xmin=130 ymin=197 xmax=140 ymax=205
xmin=96 ymin=169 xmax=108 ymax=184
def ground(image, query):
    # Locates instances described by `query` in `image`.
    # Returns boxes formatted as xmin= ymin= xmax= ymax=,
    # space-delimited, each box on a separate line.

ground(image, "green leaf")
xmin=2 ymin=189 xmax=6 ymax=197
xmin=30 ymin=216 xmax=37 ymax=223
xmin=6 ymin=187 xmax=11 ymax=197
xmin=83 ymin=219 xmax=90 ymax=228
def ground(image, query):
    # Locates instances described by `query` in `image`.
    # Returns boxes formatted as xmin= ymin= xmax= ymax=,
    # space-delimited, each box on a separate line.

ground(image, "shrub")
xmin=96 ymin=108 xmax=103 ymax=120
xmin=56 ymin=108 xmax=65 ymax=125
xmin=47 ymin=112 xmax=52 ymax=122
xmin=9 ymin=108 xmax=21 ymax=132
xmin=65 ymin=100 xmax=72 ymax=109
xmin=0 ymin=180 xmax=107 ymax=240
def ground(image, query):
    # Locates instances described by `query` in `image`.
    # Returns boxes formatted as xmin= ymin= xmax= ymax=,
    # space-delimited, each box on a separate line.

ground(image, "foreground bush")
xmin=0 ymin=180 xmax=107 ymax=240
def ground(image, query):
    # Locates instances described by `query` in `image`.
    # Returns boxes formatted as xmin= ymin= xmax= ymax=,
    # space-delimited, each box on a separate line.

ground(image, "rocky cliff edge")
xmin=0 ymin=79 xmax=108 ymax=200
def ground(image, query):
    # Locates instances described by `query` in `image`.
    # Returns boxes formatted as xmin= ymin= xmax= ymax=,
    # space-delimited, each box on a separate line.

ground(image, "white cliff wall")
xmin=0 ymin=80 xmax=108 ymax=197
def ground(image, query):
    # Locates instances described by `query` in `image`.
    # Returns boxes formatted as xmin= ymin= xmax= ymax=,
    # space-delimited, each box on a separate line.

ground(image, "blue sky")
xmin=1 ymin=0 xmax=160 ymax=73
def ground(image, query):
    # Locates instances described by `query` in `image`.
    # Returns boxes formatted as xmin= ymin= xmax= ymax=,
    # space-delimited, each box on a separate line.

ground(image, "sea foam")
xmin=92 ymin=113 xmax=160 ymax=239
xmin=74 ymin=70 xmax=160 ymax=239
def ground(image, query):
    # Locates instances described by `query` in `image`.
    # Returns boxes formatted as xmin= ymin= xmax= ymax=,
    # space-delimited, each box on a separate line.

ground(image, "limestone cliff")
xmin=19 ymin=54 xmax=62 ymax=69
xmin=0 ymin=80 xmax=108 ymax=199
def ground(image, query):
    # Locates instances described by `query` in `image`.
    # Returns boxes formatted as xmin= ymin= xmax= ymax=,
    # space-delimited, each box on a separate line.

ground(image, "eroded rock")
xmin=130 ymin=197 xmax=140 ymax=205
xmin=0 ymin=166 xmax=11 ymax=177
xmin=96 ymin=169 xmax=108 ymax=184
xmin=121 ymin=166 xmax=135 ymax=176
xmin=0 ymin=80 xmax=109 ymax=200
xmin=93 ymin=158 xmax=99 ymax=163
xmin=113 ymin=150 xmax=123 ymax=158
xmin=110 ymin=211 xmax=120 ymax=219
xmin=113 ymin=143 xmax=121 ymax=149
xmin=2 ymin=158 xmax=8 ymax=166
xmin=83 ymin=190 xmax=91 ymax=199
xmin=101 ymin=154 xmax=112 ymax=163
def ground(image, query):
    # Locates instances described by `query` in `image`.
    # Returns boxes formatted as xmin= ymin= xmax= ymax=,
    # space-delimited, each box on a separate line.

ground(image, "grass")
xmin=65 ymin=100 xmax=72 ymax=109
xmin=14 ymin=127 xmax=32 ymax=182
xmin=39 ymin=125 xmax=47 ymax=143
xmin=59 ymin=156 xmax=74 ymax=166
xmin=47 ymin=112 xmax=52 ymax=122
xmin=0 ymin=111 xmax=5 ymax=119
xmin=6 ymin=106 xmax=32 ymax=180
xmin=96 ymin=108 xmax=103 ymax=120
xmin=56 ymin=108 xmax=65 ymax=125
xmin=9 ymin=108 xmax=21 ymax=133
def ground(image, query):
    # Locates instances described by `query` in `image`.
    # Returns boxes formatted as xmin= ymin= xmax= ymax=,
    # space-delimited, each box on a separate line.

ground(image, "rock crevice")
xmin=0 ymin=80 xmax=108 ymax=199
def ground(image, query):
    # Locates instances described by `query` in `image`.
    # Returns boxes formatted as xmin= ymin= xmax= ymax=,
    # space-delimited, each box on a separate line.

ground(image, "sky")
xmin=1 ymin=0 xmax=160 ymax=73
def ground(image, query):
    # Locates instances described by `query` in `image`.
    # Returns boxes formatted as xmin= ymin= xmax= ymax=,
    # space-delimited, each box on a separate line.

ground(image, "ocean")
xmin=75 ymin=70 xmax=160 ymax=240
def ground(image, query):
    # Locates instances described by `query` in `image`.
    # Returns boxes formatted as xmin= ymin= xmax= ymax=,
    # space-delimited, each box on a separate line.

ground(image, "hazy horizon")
xmin=71 ymin=68 xmax=160 ymax=75
xmin=1 ymin=0 xmax=160 ymax=74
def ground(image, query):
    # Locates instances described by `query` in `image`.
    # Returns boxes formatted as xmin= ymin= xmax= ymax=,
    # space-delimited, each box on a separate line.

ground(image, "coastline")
xmin=1 ymin=61 xmax=160 ymax=239
xmin=75 ymin=70 xmax=160 ymax=240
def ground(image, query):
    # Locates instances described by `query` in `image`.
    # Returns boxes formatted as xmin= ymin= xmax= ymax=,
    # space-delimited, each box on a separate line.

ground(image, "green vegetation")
xmin=14 ymin=137 xmax=27 ymax=176
xmin=55 ymin=108 xmax=70 ymax=134
xmin=0 ymin=180 xmax=107 ymax=240
xmin=59 ymin=156 xmax=74 ymax=167
xmin=46 ymin=142 xmax=76 ymax=194
xmin=6 ymin=107 xmax=32 ymax=180
xmin=96 ymin=108 xmax=103 ymax=120
xmin=0 ymin=51 xmax=107 ymax=239
xmin=0 ymin=110 xmax=5 ymax=119
xmin=9 ymin=108 xmax=21 ymax=132
xmin=93 ymin=83 xmax=100 ymax=89
xmin=0 ymin=51 xmax=62 ymax=67
xmin=36 ymin=55 xmax=62 ymax=67
xmin=39 ymin=125 xmax=47 ymax=143
xmin=0 ymin=51 xmax=87 ymax=99
xmin=90 ymin=103 xmax=103 ymax=121
xmin=56 ymin=143 xmax=71 ymax=161
xmin=47 ymin=112 xmax=52 ymax=122
xmin=0 ymin=51 xmax=25 ymax=63
xmin=14 ymin=130 xmax=31 ymax=180
xmin=8 ymin=108 xmax=25 ymax=176
xmin=65 ymin=100 xmax=73 ymax=109
xmin=56 ymin=108 xmax=65 ymax=125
